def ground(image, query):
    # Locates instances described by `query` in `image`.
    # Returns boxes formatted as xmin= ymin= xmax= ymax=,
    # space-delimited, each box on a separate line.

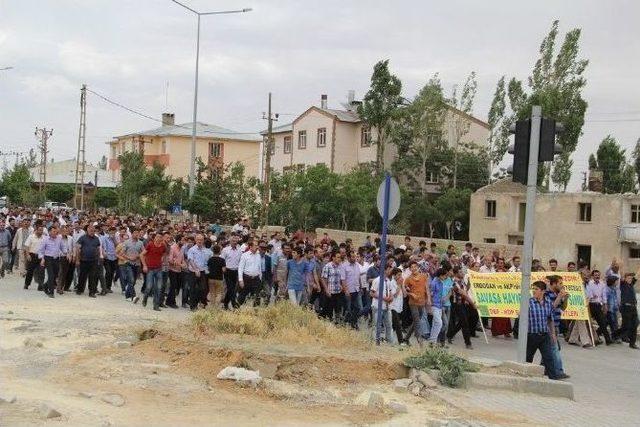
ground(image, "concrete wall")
xmin=316 ymin=227 xmax=522 ymax=260
xmin=269 ymin=131 xmax=293 ymax=173
xmin=470 ymin=189 xmax=640 ymax=271
xmin=291 ymin=110 xmax=334 ymax=169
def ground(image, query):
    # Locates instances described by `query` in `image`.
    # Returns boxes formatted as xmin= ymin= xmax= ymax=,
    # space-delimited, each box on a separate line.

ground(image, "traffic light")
xmin=508 ymin=117 xmax=563 ymax=185
xmin=508 ymin=119 xmax=530 ymax=185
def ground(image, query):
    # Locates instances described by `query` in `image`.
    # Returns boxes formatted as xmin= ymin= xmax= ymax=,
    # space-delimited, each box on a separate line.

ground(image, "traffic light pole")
xmin=516 ymin=105 xmax=542 ymax=363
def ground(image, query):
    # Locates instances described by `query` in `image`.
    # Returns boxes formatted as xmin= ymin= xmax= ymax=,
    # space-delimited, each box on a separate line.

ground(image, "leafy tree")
xmin=449 ymin=71 xmax=478 ymax=188
xmin=97 ymin=155 xmax=107 ymax=170
xmin=591 ymin=135 xmax=632 ymax=194
xmin=46 ymin=184 xmax=74 ymax=203
xmin=632 ymin=138 xmax=640 ymax=189
xmin=433 ymin=188 xmax=472 ymax=239
xmin=0 ymin=163 xmax=33 ymax=204
xmin=117 ymin=151 xmax=170 ymax=214
xmin=503 ymin=20 xmax=588 ymax=189
xmin=22 ymin=148 xmax=38 ymax=168
xmin=391 ymin=74 xmax=448 ymax=196
xmin=341 ymin=165 xmax=379 ymax=232
xmin=487 ymin=76 xmax=511 ymax=173
xmin=94 ymin=188 xmax=118 ymax=208
xmin=358 ymin=60 xmax=403 ymax=173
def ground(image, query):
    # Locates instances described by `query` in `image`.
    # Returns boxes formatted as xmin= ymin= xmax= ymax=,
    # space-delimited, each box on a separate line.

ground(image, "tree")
xmin=117 ymin=151 xmax=171 ymax=214
xmin=590 ymin=135 xmax=632 ymax=194
xmin=504 ymin=20 xmax=588 ymax=190
xmin=391 ymin=74 xmax=448 ymax=196
xmin=632 ymin=138 xmax=640 ymax=189
xmin=487 ymin=76 xmax=511 ymax=174
xmin=358 ymin=60 xmax=403 ymax=173
xmin=23 ymin=148 xmax=38 ymax=168
xmin=46 ymin=184 xmax=74 ymax=203
xmin=0 ymin=163 xmax=33 ymax=204
xmin=94 ymin=188 xmax=118 ymax=208
xmin=450 ymin=71 xmax=478 ymax=188
xmin=341 ymin=165 xmax=379 ymax=232
xmin=433 ymin=188 xmax=472 ymax=239
xmin=97 ymin=155 xmax=107 ymax=170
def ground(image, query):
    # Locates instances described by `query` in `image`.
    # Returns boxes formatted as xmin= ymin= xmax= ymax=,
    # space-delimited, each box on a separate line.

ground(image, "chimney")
xmin=588 ymin=170 xmax=603 ymax=192
xmin=347 ymin=90 xmax=355 ymax=105
xmin=320 ymin=94 xmax=328 ymax=110
xmin=162 ymin=113 xmax=175 ymax=126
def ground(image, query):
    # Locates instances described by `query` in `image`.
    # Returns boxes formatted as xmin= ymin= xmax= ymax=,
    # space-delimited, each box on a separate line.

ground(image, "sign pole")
xmin=375 ymin=172 xmax=391 ymax=345
xmin=516 ymin=105 xmax=542 ymax=362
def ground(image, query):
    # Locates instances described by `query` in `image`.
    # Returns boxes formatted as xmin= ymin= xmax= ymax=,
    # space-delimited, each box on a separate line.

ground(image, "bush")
xmin=191 ymin=302 xmax=371 ymax=349
xmin=404 ymin=346 xmax=478 ymax=388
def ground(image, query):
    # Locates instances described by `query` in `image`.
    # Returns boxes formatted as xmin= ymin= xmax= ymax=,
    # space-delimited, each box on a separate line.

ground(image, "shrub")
xmin=404 ymin=346 xmax=478 ymax=388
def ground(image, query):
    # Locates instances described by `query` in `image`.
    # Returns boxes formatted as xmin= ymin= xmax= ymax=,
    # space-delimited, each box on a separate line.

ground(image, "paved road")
xmin=441 ymin=320 xmax=639 ymax=426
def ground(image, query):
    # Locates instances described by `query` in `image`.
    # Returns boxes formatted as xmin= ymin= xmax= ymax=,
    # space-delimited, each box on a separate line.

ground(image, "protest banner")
xmin=468 ymin=271 xmax=589 ymax=320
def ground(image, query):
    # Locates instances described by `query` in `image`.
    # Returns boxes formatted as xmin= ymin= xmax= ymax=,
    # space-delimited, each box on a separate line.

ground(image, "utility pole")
xmin=35 ymin=127 xmax=53 ymax=196
xmin=261 ymin=93 xmax=278 ymax=226
xmin=74 ymin=84 xmax=87 ymax=210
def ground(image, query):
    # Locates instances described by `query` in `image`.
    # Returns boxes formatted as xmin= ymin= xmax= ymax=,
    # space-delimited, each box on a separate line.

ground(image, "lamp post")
xmin=170 ymin=0 xmax=252 ymax=197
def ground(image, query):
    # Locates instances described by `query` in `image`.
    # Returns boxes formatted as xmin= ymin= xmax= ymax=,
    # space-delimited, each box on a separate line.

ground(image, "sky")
xmin=1 ymin=0 xmax=639 ymax=190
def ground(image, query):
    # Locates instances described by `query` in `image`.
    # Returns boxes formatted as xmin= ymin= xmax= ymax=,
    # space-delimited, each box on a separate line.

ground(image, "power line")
xmin=86 ymin=88 xmax=261 ymax=137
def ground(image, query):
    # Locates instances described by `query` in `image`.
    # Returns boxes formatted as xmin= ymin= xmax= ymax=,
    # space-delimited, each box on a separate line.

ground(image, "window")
xmin=209 ymin=142 xmax=223 ymax=158
xmin=632 ymin=205 xmax=640 ymax=223
xmin=485 ymin=200 xmax=497 ymax=218
xmin=161 ymin=140 xmax=167 ymax=154
xmin=578 ymin=203 xmax=592 ymax=222
xmin=484 ymin=238 xmax=496 ymax=243
xmin=361 ymin=127 xmax=372 ymax=147
xmin=283 ymin=136 xmax=292 ymax=154
xmin=317 ymin=128 xmax=326 ymax=147
xmin=427 ymin=171 xmax=439 ymax=184
xmin=630 ymin=247 xmax=640 ymax=259
xmin=298 ymin=131 xmax=307 ymax=149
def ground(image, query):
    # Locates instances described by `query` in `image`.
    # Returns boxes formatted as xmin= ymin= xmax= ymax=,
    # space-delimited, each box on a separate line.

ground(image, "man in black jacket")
xmin=258 ymin=243 xmax=272 ymax=306
xmin=614 ymin=272 xmax=638 ymax=349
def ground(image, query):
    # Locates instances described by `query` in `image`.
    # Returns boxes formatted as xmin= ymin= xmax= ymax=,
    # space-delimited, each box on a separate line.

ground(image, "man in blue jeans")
xmin=341 ymin=251 xmax=363 ymax=329
xmin=527 ymin=281 xmax=561 ymax=380
xmin=140 ymin=233 xmax=167 ymax=311
xmin=545 ymin=275 xmax=570 ymax=379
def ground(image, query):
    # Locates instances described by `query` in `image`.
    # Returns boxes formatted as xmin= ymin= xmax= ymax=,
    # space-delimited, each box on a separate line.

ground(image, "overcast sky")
xmin=1 ymin=0 xmax=639 ymax=190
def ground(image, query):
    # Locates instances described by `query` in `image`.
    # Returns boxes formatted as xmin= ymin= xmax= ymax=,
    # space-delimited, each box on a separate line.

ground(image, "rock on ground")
xmin=386 ymin=401 xmax=408 ymax=414
xmin=39 ymin=403 xmax=62 ymax=419
xmin=393 ymin=378 xmax=412 ymax=392
xmin=367 ymin=392 xmax=385 ymax=409
xmin=216 ymin=366 xmax=261 ymax=387
xmin=101 ymin=393 xmax=126 ymax=407
xmin=408 ymin=381 xmax=424 ymax=396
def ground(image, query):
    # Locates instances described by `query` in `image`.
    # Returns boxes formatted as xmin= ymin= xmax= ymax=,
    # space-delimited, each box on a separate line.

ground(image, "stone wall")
xmin=315 ymin=227 xmax=523 ymax=260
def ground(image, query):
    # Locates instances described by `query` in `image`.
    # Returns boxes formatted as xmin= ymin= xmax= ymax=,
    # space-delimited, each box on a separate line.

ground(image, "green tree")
xmin=504 ymin=20 xmax=588 ymax=189
xmin=391 ymin=74 xmax=448 ymax=196
xmin=94 ymin=188 xmax=118 ymax=208
xmin=591 ymin=135 xmax=632 ymax=193
xmin=487 ymin=76 xmax=512 ymax=174
xmin=97 ymin=155 xmax=107 ymax=170
xmin=341 ymin=165 xmax=379 ymax=232
xmin=117 ymin=151 xmax=170 ymax=214
xmin=632 ymin=138 xmax=640 ymax=189
xmin=46 ymin=184 xmax=74 ymax=203
xmin=433 ymin=188 xmax=472 ymax=239
xmin=450 ymin=71 xmax=478 ymax=188
xmin=358 ymin=59 xmax=403 ymax=173
xmin=0 ymin=163 xmax=33 ymax=204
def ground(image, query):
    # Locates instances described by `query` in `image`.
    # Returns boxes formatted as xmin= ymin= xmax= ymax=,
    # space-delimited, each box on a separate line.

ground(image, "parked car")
xmin=41 ymin=201 xmax=71 ymax=212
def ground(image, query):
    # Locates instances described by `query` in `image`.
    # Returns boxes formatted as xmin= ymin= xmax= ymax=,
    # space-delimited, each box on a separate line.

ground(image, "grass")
xmin=404 ymin=346 xmax=479 ymax=388
xmin=191 ymin=302 xmax=372 ymax=349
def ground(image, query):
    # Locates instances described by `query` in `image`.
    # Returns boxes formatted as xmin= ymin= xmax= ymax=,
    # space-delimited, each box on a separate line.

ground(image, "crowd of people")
xmin=0 ymin=207 xmax=637 ymax=382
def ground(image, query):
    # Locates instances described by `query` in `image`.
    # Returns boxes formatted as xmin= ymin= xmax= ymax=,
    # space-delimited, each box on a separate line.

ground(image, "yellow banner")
xmin=467 ymin=271 xmax=589 ymax=320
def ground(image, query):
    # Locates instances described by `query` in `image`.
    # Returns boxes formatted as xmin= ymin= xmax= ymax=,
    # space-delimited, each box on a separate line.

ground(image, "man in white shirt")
xmin=508 ymin=256 xmax=521 ymax=272
xmin=238 ymin=241 xmax=262 ymax=306
xmin=23 ymin=223 xmax=45 ymax=290
xmin=221 ymin=236 xmax=242 ymax=309
xmin=479 ymin=256 xmax=495 ymax=273
xmin=370 ymin=265 xmax=399 ymax=345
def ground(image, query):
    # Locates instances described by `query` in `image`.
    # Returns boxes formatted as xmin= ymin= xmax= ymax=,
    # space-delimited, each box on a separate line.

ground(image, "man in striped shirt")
xmin=526 ymin=281 xmax=560 ymax=380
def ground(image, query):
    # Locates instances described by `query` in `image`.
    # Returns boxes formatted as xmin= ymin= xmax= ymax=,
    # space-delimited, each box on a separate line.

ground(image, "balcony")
xmin=618 ymin=224 xmax=640 ymax=243
xmin=144 ymin=154 xmax=170 ymax=167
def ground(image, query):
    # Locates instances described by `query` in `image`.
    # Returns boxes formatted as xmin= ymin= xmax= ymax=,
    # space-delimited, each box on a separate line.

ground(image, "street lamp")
xmin=170 ymin=0 xmax=252 ymax=197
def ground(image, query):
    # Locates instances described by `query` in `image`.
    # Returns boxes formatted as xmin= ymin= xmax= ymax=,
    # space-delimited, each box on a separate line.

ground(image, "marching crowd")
xmin=0 ymin=207 xmax=637 ymax=382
